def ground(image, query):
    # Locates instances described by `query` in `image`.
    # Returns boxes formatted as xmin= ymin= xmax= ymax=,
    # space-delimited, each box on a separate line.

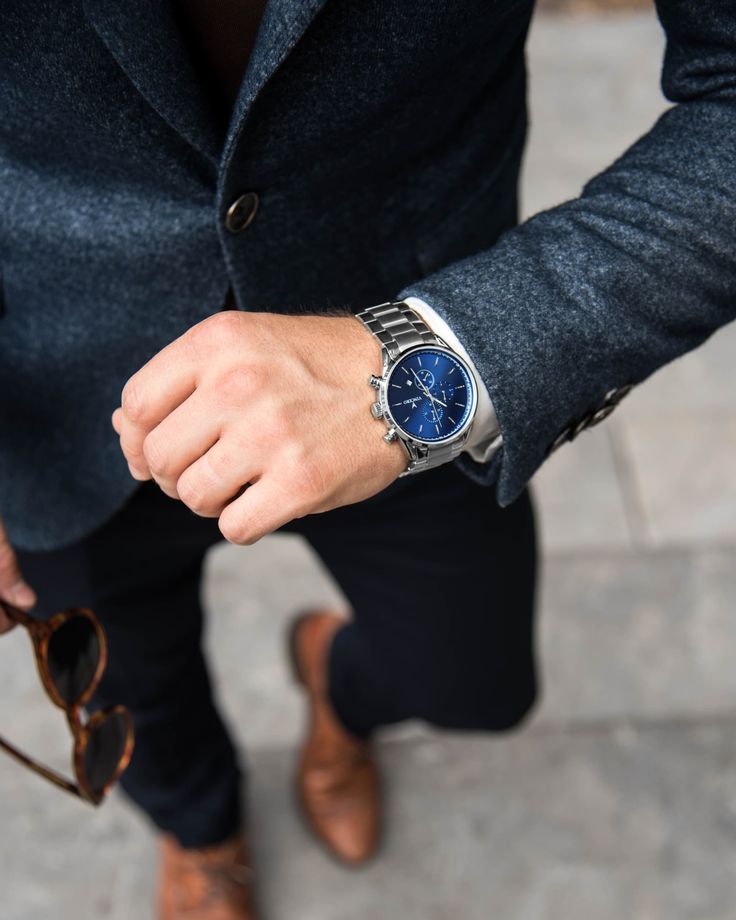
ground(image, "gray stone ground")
xmin=3 ymin=9 xmax=736 ymax=920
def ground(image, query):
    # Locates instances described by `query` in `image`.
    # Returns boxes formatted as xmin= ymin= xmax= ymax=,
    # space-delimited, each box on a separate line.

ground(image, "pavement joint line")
xmin=522 ymin=709 xmax=736 ymax=738
xmin=541 ymin=540 xmax=736 ymax=562
xmin=249 ymin=711 xmax=736 ymax=757
xmin=605 ymin=422 xmax=654 ymax=550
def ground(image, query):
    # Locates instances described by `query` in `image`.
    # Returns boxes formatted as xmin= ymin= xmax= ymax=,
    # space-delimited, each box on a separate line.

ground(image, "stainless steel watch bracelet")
xmin=358 ymin=301 xmax=439 ymax=360
xmin=356 ymin=301 xmax=475 ymax=475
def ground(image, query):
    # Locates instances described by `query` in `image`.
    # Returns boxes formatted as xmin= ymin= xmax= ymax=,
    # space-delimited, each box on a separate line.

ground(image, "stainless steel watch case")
xmin=368 ymin=342 xmax=479 ymax=475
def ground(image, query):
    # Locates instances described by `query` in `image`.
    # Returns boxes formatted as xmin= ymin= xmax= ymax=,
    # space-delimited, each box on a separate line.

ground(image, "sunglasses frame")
xmin=0 ymin=601 xmax=134 ymax=805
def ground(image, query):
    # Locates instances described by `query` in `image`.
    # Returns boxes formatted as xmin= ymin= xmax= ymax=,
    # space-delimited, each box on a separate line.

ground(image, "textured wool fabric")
xmin=1 ymin=1 xmax=735 ymax=551
xmin=403 ymin=1 xmax=736 ymax=504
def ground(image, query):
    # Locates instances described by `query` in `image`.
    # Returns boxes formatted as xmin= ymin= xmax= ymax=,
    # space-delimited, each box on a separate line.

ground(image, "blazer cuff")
xmin=403 ymin=296 xmax=503 ymax=464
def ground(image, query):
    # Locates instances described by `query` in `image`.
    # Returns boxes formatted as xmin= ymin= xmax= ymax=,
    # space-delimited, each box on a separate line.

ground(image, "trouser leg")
xmin=286 ymin=462 xmax=538 ymax=737
xmin=15 ymin=481 xmax=241 ymax=848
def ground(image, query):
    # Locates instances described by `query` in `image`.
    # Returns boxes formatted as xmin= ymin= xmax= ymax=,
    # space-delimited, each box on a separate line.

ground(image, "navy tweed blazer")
xmin=1 ymin=0 xmax=735 ymax=550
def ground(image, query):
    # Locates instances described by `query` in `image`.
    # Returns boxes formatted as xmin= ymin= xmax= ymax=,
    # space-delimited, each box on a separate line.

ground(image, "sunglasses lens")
xmin=47 ymin=615 xmax=100 ymax=706
xmin=84 ymin=710 xmax=130 ymax=798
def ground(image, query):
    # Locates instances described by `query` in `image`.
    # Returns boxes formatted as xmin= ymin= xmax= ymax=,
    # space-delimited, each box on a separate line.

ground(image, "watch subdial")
xmin=415 ymin=368 xmax=435 ymax=390
xmin=438 ymin=382 xmax=456 ymax=404
xmin=422 ymin=400 xmax=444 ymax=425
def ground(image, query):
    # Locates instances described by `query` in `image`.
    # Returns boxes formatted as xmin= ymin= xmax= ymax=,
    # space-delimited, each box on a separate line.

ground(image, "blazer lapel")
xmin=220 ymin=0 xmax=329 ymax=173
xmin=82 ymin=0 xmax=222 ymax=165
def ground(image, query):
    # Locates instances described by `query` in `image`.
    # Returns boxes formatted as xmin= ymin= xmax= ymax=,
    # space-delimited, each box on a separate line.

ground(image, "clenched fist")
xmin=112 ymin=310 xmax=408 ymax=545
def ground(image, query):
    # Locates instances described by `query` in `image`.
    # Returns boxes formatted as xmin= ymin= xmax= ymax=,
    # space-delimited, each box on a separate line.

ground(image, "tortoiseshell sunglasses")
xmin=0 ymin=600 xmax=134 ymax=805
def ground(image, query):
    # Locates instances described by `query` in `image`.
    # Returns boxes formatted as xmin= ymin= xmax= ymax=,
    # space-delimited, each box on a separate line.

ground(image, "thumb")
xmin=0 ymin=515 xmax=36 ymax=632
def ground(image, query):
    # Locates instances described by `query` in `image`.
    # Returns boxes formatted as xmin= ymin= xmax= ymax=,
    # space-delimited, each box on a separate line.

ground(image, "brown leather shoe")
xmin=158 ymin=832 xmax=257 ymax=920
xmin=289 ymin=610 xmax=381 ymax=865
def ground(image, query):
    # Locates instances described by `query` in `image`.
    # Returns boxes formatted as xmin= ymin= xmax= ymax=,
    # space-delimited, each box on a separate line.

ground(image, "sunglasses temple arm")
xmin=0 ymin=601 xmax=34 ymax=627
xmin=0 ymin=735 xmax=83 ymax=800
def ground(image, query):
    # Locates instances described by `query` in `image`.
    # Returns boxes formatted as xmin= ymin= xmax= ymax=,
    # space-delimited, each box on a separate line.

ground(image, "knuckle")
xmin=142 ymin=434 xmax=170 ymax=476
xmin=176 ymin=476 xmax=210 ymax=515
xmin=194 ymin=310 xmax=239 ymax=347
xmin=203 ymin=445 xmax=233 ymax=483
xmin=121 ymin=380 xmax=146 ymax=422
xmin=217 ymin=364 xmax=265 ymax=402
xmin=157 ymin=482 xmax=180 ymax=500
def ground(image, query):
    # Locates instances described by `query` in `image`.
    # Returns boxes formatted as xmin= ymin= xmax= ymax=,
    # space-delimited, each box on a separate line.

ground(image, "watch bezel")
xmin=379 ymin=344 xmax=478 ymax=449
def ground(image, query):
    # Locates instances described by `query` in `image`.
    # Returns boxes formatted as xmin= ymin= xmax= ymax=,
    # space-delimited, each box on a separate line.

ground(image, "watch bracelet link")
xmin=356 ymin=301 xmax=472 ymax=475
xmin=358 ymin=301 xmax=438 ymax=361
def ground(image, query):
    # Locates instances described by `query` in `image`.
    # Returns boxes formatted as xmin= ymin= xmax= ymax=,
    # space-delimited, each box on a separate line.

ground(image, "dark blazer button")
xmin=225 ymin=192 xmax=259 ymax=233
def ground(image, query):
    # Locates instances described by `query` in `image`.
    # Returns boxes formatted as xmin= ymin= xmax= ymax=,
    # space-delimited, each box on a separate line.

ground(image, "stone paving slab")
xmin=521 ymin=10 xmax=667 ymax=221
xmin=536 ymin=548 xmax=736 ymax=727
xmin=199 ymin=539 xmax=736 ymax=749
xmin=614 ymin=410 xmax=736 ymax=549
xmin=3 ymin=724 xmax=735 ymax=920
xmin=246 ymin=727 xmax=736 ymax=920
xmin=532 ymin=426 xmax=632 ymax=554
xmin=618 ymin=322 xmax=736 ymax=420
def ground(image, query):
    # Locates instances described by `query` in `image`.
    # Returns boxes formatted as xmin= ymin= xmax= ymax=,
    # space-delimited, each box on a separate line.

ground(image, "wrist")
xmin=356 ymin=301 xmax=478 ymax=475
xmin=402 ymin=297 xmax=502 ymax=461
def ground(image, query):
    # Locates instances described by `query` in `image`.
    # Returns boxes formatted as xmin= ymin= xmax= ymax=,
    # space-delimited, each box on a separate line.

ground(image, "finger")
xmin=142 ymin=390 xmax=223 ymax=497
xmin=118 ymin=338 xmax=200 ymax=477
xmin=176 ymin=436 xmax=259 ymax=518
xmin=217 ymin=474 xmax=308 ymax=545
xmin=0 ymin=519 xmax=36 ymax=631
xmin=111 ymin=405 xmax=145 ymax=481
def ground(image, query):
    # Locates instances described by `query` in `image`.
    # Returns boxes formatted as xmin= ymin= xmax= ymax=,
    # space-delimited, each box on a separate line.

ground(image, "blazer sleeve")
xmin=399 ymin=0 xmax=736 ymax=506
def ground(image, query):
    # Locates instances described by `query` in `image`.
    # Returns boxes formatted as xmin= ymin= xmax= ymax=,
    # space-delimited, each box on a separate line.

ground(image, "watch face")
xmin=385 ymin=347 xmax=476 ymax=443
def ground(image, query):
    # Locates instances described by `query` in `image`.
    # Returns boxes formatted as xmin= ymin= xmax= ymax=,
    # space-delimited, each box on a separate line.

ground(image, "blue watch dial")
xmin=386 ymin=348 xmax=475 ymax=443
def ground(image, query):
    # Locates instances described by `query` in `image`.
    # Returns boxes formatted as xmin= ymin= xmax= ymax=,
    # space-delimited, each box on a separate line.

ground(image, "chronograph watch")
xmin=356 ymin=301 xmax=479 ymax=475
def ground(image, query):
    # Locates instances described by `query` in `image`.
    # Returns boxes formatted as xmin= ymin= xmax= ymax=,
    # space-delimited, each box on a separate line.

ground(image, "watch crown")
xmin=383 ymin=427 xmax=398 ymax=443
xmin=368 ymin=374 xmax=382 ymax=389
xmin=371 ymin=402 xmax=383 ymax=419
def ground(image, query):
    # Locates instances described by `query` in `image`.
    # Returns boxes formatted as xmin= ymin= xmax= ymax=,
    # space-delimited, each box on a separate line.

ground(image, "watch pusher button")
xmin=371 ymin=402 xmax=383 ymax=419
xmin=368 ymin=374 xmax=382 ymax=389
xmin=383 ymin=428 xmax=398 ymax=443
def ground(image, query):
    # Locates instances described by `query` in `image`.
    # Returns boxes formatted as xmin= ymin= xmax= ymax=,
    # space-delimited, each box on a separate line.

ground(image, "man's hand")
xmin=112 ymin=311 xmax=408 ymax=545
xmin=0 ymin=514 xmax=37 ymax=633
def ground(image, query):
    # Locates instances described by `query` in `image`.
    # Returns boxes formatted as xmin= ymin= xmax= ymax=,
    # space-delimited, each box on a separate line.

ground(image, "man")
xmin=1 ymin=1 xmax=734 ymax=918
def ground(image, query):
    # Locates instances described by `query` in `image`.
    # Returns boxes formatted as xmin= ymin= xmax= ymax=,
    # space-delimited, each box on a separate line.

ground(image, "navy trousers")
xmin=15 ymin=462 xmax=537 ymax=848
